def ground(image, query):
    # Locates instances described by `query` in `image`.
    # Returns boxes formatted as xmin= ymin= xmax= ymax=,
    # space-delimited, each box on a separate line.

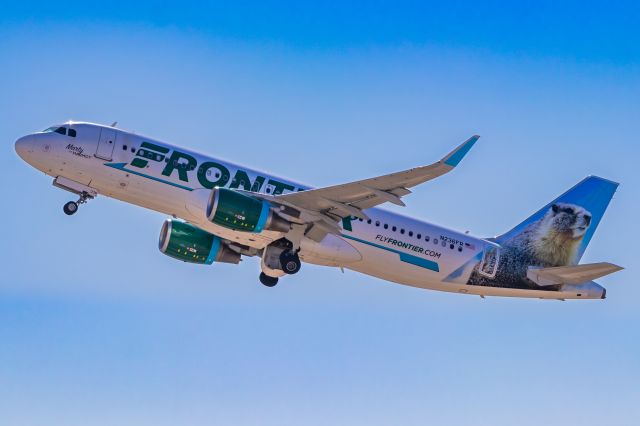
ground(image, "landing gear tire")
xmin=279 ymin=250 xmax=301 ymax=275
xmin=62 ymin=191 xmax=94 ymax=216
xmin=259 ymin=273 xmax=279 ymax=287
xmin=63 ymin=201 xmax=79 ymax=216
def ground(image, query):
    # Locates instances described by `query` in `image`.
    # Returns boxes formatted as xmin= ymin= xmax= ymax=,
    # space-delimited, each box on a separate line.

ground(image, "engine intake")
xmin=159 ymin=219 xmax=240 ymax=264
xmin=206 ymin=188 xmax=290 ymax=233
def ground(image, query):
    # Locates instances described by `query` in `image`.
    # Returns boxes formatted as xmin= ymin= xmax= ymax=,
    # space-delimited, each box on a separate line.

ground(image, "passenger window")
xmin=384 ymin=224 xmax=388 ymax=229
xmin=367 ymin=219 xmax=372 ymax=224
xmin=375 ymin=221 xmax=380 ymax=226
xmin=458 ymin=246 xmax=463 ymax=252
xmin=55 ymin=127 xmax=66 ymax=135
xmin=450 ymin=244 xmax=455 ymax=249
xmin=425 ymin=236 xmax=430 ymax=242
xmin=68 ymin=128 xmax=77 ymax=137
xmin=392 ymin=226 xmax=397 ymax=232
xmin=123 ymin=145 xmax=128 ymax=151
xmin=400 ymin=229 xmax=405 ymax=234
xmin=417 ymin=233 xmax=421 ymax=239
xmin=433 ymin=239 xmax=438 ymax=244
xmin=131 ymin=147 xmax=136 ymax=153
xmin=408 ymin=231 xmax=413 ymax=237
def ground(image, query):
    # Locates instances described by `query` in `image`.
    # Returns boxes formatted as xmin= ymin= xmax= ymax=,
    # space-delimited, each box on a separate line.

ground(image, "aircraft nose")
xmin=15 ymin=135 xmax=33 ymax=161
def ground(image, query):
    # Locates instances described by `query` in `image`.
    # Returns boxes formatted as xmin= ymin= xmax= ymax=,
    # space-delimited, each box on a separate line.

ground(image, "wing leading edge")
xmin=275 ymin=135 xmax=480 ymax=222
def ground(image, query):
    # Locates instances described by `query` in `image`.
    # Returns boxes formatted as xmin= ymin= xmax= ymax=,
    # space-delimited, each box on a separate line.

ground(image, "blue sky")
xmin=1 ymin=2 xmax=639 ymax=425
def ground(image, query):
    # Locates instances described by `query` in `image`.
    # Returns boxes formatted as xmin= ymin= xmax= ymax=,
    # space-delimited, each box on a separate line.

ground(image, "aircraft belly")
xmin=299 ymin=234 xmax=362 ymax=267
xmin=344 ymin=238 xmax=604 ymax=299
xmin=345 ymin=241 xmax=441 ymax=287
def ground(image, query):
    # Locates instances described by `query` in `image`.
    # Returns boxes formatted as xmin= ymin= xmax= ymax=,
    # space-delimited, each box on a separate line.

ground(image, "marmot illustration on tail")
xmin=468 ymin=203 xmax=592 ymax=288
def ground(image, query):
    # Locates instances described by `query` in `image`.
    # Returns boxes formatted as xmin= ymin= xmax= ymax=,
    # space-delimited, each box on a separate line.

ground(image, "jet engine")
xmin=206 ymin=187 xmax=290 ymax=233
xmin=159 ymin=219 xmax=241 ymax=264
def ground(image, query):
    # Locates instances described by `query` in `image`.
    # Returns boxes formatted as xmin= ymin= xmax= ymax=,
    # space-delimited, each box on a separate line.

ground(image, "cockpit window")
xmin=42 ymin=126 xmax=76 ymax=137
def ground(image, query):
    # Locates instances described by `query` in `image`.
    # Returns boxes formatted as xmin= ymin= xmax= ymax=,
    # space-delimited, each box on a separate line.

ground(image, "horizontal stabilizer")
xmin=527 ymin=262 xmax=623 ymax=286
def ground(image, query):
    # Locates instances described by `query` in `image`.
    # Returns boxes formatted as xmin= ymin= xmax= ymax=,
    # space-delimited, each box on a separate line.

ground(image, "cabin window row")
xmin=120 ymin=145 xmax=199 ymax=170
xmin=353 ymin=216 xmax=464 ymax=252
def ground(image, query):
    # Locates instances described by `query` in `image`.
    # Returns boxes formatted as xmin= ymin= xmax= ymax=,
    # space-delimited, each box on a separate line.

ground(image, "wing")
xmin=527 ymin=262 xmax=623 ymax=286
xmin=274 ymin=135 xmax=479 ymax=224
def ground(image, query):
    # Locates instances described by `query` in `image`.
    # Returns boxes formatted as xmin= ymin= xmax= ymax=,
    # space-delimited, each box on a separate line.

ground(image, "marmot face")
xmin=515 ymin=202 xmax=592 ymax=267
xmin=547 ymin=203 xmax=592 ymax=239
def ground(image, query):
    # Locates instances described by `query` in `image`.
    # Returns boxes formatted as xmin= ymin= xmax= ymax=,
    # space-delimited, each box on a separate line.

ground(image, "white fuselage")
xmin=15 ymin=122 xmax=605 ymax=299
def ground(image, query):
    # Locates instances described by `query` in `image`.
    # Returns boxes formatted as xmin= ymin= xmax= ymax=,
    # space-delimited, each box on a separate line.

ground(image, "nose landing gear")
xmin=63 ymin=201 xmax=79 ymax=215
xmin=63 ymin=191 xmax=93 ymax=216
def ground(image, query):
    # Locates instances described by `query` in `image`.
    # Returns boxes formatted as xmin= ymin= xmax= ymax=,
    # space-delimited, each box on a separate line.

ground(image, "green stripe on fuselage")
xmin=104 ymin=161 xmax=439 ymax=273
xmin=104 ymin=162 xmax=194 ymax=191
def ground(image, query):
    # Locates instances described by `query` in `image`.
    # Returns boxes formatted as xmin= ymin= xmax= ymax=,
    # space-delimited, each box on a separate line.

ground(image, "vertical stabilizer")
xmin=496 ymin=176 xmax=619 ymax=265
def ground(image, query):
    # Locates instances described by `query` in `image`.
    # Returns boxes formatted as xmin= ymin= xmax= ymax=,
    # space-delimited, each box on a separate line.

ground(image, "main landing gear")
xmin=258 ymin=241 xmax=302 ymax=287
xmin=63 ymin=191 xmax=93 ymax=216
xmin=259 ymin=273 xmax=279 ymax=287
xmin=279 ymin=249 xmax=301 ymax=275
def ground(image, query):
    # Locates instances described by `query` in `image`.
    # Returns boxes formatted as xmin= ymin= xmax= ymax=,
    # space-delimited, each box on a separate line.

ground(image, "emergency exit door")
xmin=95 ymin=128 xmax=117 ymax=161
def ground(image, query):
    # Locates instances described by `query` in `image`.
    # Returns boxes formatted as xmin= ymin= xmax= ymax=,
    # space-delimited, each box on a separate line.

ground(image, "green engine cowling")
xmin=158 ymin=219 xmax=240 ymax=264
xmin=206 ymin=188 xmax=290 ymax=233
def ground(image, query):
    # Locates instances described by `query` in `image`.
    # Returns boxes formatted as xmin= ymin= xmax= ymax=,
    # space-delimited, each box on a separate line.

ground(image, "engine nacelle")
xmin=158 ymin=219 xmax=241 ymax=264
xmin=206 ymin=188 xmax=290 ymax=233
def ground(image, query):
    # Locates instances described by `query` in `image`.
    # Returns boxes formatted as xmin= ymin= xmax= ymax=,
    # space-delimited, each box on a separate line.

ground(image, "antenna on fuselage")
xmin=110 ymin=121 xmax=118 ymax=127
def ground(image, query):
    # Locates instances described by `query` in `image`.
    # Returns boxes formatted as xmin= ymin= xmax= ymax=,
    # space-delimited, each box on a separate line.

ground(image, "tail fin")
xmin=496 ymin=176 xmax=619 ymax=264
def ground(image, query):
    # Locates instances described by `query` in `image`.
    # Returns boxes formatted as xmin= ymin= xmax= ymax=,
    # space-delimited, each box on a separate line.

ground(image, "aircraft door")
xmin=95 ymin=128 xmax=117 ymax=161
xmin=478 ymin=244 xmax=501 ymax=279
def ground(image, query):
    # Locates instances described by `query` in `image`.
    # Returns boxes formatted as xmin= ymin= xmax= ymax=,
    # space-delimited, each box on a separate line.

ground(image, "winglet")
xmin=442 ymin=135 xmax=480 ymax=167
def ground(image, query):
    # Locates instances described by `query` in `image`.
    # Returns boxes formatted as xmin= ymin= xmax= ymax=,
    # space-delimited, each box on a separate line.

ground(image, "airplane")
xmin=14 ymin=122 xmax=623 ymax=299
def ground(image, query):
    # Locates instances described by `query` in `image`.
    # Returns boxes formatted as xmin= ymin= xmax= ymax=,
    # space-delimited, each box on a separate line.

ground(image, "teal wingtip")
xmin=443 ymin=135 xmax=479 ymax=167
